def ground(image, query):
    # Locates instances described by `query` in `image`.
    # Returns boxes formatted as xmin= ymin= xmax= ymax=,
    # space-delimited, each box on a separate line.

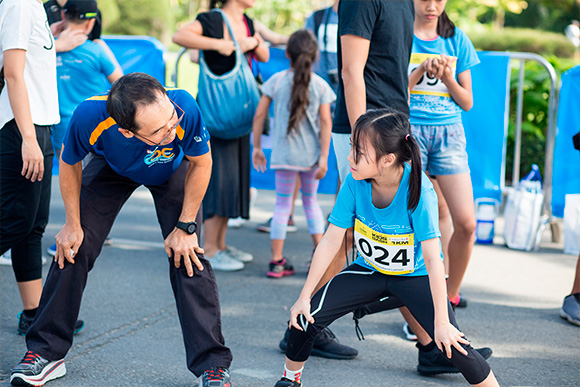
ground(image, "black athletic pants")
xmin=286 ymin=264 xmax=491 ymax=385
xmin=0 ymin=119 xmax=53 ymax=282
xmin=26 ymin=156 xmax=233 ymax=376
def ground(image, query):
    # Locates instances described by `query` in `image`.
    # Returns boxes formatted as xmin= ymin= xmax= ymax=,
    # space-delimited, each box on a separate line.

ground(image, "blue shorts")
xmin=411 ymin=122 xmax=470 ymax=176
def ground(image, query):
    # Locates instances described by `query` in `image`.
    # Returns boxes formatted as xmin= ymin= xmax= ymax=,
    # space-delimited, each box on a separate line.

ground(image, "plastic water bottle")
xmin=475 ymin=198 xmax=499 ymax=244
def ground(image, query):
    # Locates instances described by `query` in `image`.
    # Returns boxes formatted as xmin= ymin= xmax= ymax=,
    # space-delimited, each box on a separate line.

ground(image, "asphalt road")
xmin=1 ymin=181 xmax=578 ymax=386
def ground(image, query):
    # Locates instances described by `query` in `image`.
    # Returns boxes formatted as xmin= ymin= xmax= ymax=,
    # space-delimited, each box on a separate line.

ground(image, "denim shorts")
xmin=411 ymin=122 xmax=470 ymax=176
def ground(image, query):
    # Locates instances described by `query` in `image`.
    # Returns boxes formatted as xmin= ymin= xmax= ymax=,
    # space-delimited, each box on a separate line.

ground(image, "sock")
xmin=449 ymin=294 xmax=461 ymax=305
xmin=23 ymin=308 xmax=38 ymax=318
xmin=283 ymin=365 xmax=303 ymax=382
xmin=416 ymin=340 xmax=436 ymax=352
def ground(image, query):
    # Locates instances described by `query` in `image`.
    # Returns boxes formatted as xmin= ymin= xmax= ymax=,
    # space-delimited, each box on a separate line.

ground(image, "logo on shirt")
xmin=144 ymin=147 xmax=175 ymax=166
xmin=43 ymin=21 xmax=54 ymax=50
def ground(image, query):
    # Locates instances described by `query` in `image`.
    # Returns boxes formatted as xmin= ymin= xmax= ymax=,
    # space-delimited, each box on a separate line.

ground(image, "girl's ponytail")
xmin=286 ymin=29 xmax=318 ymax=134
xmin=437 ymin=10 xmax=456 ymax=39
xmin=405 ymin=134 xmax=422 ymax=212
xmin=351 ymin=109 xmax=422 ymax=212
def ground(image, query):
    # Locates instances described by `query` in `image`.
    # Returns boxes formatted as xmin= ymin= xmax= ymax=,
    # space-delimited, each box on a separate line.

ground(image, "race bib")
xmin=354 ymin=219 xmax=415 ymax=275
xmin=408 ymin=53 xmax=456 ymax=98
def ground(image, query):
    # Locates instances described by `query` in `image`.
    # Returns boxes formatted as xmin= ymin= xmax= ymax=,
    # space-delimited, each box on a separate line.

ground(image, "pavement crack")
xmin=66 ymin=304 xmax=176 ymax=362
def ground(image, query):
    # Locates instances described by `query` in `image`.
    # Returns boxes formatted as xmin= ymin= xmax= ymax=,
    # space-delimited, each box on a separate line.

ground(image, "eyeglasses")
xmin=134 ymin=101 xmax=184 ymax=147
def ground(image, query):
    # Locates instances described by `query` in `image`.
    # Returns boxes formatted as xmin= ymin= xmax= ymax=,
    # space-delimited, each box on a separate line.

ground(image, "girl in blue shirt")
xmin=408 ymin=0 xmax=480 ymax=309
xmin=273 ymin=109 xmax=498 ymax=387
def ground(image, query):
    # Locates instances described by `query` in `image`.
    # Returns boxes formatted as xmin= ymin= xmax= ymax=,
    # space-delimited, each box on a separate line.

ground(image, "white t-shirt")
xmin=0 ymin=0 xmax=59 ymax=129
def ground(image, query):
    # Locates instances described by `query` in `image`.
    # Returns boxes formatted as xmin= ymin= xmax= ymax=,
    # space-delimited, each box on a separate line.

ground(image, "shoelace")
xmin=205 ymin=367 xmax=228 ymax=381
xmin=21 ymin=351 xmax=42 ymax=365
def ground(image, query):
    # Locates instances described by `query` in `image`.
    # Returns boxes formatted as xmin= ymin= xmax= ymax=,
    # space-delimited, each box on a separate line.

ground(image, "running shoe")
xmin=403 ymin=322 xmax=418 ymax=341
xmin=417 ymin=342 xmax=492 ymax=375
xmin=199 ymin=366 xmax=231 ymax=387
xmin=279 ymin=326 xmax=358 ymax=360
xmin=257 ymin=216 xmax=297 ymax=233
xmin=274 ymin=377 xmax=301 ymax=387
xmin=224 ymin=246 xmax=253 ymax=263
xmin=10 ymin=351 xmax=66 ymax=386
xmin=46 ymin=244 xmax=57 ymax=257
xmin=560 ymin=293 xmax=580 ymax=326
xmin=227 ymin=217 xmax=246 ymax=228
xmin=17 ymin=312 xmax=85 ymax=336
xmin=209 ymin=251 xmax=244 ymax=272
xmin=450 ymin=293 xmax=468 ymax=308
xmin=267 ymin=258 xmax=295 ymax=278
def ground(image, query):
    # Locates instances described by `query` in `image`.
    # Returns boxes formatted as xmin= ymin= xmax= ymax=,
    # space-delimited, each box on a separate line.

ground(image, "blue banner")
xmin=552 ymin=66 xmax=580 ymax=218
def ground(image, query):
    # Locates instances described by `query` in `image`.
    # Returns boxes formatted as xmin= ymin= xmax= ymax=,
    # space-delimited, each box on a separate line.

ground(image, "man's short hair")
xmin=107 ymin=73 xmax=167 ymax=132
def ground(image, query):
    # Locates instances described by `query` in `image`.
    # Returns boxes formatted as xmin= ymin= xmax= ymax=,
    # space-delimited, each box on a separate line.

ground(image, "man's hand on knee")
xmin=165 ymin=230 xmax=204 ymax=277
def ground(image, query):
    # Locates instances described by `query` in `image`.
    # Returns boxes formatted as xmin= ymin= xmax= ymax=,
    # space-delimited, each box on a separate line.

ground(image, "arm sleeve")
xmin=318 ymin=76 xmax=337 ymax=105
xmin=339 ymin=0 xmax=378 ymax=41
xmin=96 ymin=44 xmax=116 ymax=77
xmin=455 ymin=28 xmax=480 ymax=74
xmin=173 ymin=90 xmax=211 ymax=157
xmin=260 ymin=72 xmax=280 ymax=99
xmin=410 ymin=186 xmax=441 ymax=242
xmin=1 ymin=2 xmax=33 ymax=52
xmin=328 ymin=174 xmax=357 ymax=229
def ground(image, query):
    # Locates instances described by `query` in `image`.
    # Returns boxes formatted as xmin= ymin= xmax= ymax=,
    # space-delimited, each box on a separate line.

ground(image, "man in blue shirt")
xmin=11 ymin=73 xmax=234 ymax=387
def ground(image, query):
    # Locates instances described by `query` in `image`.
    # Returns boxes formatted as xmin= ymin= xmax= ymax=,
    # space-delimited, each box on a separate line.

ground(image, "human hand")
xmin=50 ymin=20 xmax=65 ymax=37
xmin=439 ymin=54 xmax=457 ymax=85
xmin=239 ymin=36 xmax=259 ymax=53
xmin=315 ymin=160 xmax=327 ymax=180
xmin=55 ymin=27 xmax=88 ymax=52
xmin=434 ymin=323 xmax=469 ymax=359
xmin=165 ymin=228 xmax=204 ymax=277
xmin=55 ymin=223 xmax=84 ymax=269
xmin=217 ymin=39 xmax=235 ymax=56
xmin=21 ymin=138 xmax=44 ymax=182
xmin=252 ymin=149 xmax=267 ymax=172
xmin=289 ymin=297 xmax=314 ymax=331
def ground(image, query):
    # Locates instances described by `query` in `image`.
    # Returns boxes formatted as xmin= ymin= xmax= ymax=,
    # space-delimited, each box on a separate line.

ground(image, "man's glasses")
xmin=134 ymin=101 xmax=184 ymax=147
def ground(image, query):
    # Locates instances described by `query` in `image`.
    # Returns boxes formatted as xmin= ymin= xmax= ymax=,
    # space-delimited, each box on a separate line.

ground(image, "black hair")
xmin=106 ymin=73 xmax=167 ymax=132
xmin=437 ymin=10 xmax=456 ymax=39
xmin=286 ymin=29 xmax=318 ymax=134
xmin=209 ymin=0 xmax=227 ymax=9
xmin=351 ymin=108 xmax=422 ymax=212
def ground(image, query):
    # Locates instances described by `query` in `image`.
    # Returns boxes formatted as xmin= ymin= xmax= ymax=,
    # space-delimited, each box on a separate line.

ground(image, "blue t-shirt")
xmin=56 ymin=40 xmax=116 ymax=119
xmin=61 ymin=89 xmax=210 ymax=186
xmin=408 ymin=27 xmax=479 ymax=126
xmin=328 ymin=164 xmax=441 ymax=277
xmin=304 ymin=7 xmax=339 ymax=94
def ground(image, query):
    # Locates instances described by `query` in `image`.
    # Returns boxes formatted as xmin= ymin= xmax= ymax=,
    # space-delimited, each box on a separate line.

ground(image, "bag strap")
xmin=212 ymin=9 xmax=240 ymax=49
xmin=313 ymin=8 xmax=325 ymax=38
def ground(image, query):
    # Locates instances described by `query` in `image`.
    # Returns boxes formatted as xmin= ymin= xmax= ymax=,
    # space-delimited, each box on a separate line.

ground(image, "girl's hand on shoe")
xmin=435 ymin=323 xmax=469 ymax=358
xmin=290 ymin=297 xmax=314 ymax=331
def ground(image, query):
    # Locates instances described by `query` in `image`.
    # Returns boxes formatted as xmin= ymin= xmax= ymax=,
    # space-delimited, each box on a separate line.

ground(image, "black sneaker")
xmin=279 ymin=326 xmax=358 ymax=360
xmin=200 ymin=367 xmax=231 ymax=387
xmin=417 ymin=342 xmax=492 ymax=376
xmin=10 ymin=351 xmax=66 ymax=386
xmin=17 ymin=312 xmax=85 ymax=336
xmin=274 ymin=377 xmax=301 ymax=387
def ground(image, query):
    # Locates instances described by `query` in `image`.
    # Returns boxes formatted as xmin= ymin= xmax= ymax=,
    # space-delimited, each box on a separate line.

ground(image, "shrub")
xmin=468 ymin=27 xmax=576 ymax=59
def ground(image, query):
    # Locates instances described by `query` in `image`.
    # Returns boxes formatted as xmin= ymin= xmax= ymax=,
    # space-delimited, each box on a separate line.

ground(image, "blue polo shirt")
xmin=61 ymin=89 xmax=210 ymax=186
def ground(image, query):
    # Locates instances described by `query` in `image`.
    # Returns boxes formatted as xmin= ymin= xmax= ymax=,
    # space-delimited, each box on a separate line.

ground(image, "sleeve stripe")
xmin=89 ymin=117 xmax=116 ymax=145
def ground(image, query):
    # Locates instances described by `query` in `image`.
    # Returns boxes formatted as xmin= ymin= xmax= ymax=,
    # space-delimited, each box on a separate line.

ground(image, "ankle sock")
xmin=449 ymin=294 xmax=461 ymax=305
xmin=416 ymin=340 xmax=436 ymax=352
xmin=283 ymin=365 xmax=303 ymax=382
xmin=23 ymin=308 xmax=38 ymax=318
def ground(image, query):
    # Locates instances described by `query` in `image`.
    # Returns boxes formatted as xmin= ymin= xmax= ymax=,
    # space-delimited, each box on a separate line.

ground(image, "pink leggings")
xmin=271 ymin=169 xmax=325 ymax=240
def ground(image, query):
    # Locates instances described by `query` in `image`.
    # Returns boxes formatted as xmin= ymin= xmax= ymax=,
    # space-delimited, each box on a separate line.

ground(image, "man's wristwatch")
xmin=176 ymin=221 xmax=197 ymax=235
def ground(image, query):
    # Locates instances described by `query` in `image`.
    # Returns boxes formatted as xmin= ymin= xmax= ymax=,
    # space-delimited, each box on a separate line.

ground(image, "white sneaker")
xmin=227 ymin=217 xmax=246 ymax=228
xmin=209 ymin=250 xmax=244 ymax=271
xmin=0 ymin=251 xmax=12 ymax=266
xmin=0 ymin=250 xmax=47 ymax=266
xmin=224 ymin=246 xmax=253 ymax=263
xmin=403 ymin=322 xmax=418 ymax=341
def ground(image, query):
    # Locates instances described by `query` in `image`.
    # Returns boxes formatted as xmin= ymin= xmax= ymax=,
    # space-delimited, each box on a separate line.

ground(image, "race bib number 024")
xmin=408 ymin=53 xmax=456 ymax=98
xmin=354 ymin=219 xmax=415 ymax=275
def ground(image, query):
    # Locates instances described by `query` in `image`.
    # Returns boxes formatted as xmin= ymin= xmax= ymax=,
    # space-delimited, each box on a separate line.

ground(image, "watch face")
xmin=187 ymin=224 xmax=196 ymax=234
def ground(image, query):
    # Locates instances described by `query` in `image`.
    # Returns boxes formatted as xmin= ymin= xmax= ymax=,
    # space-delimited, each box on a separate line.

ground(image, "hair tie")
xmin=405 ymin=134 xmax=410 ymax=141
